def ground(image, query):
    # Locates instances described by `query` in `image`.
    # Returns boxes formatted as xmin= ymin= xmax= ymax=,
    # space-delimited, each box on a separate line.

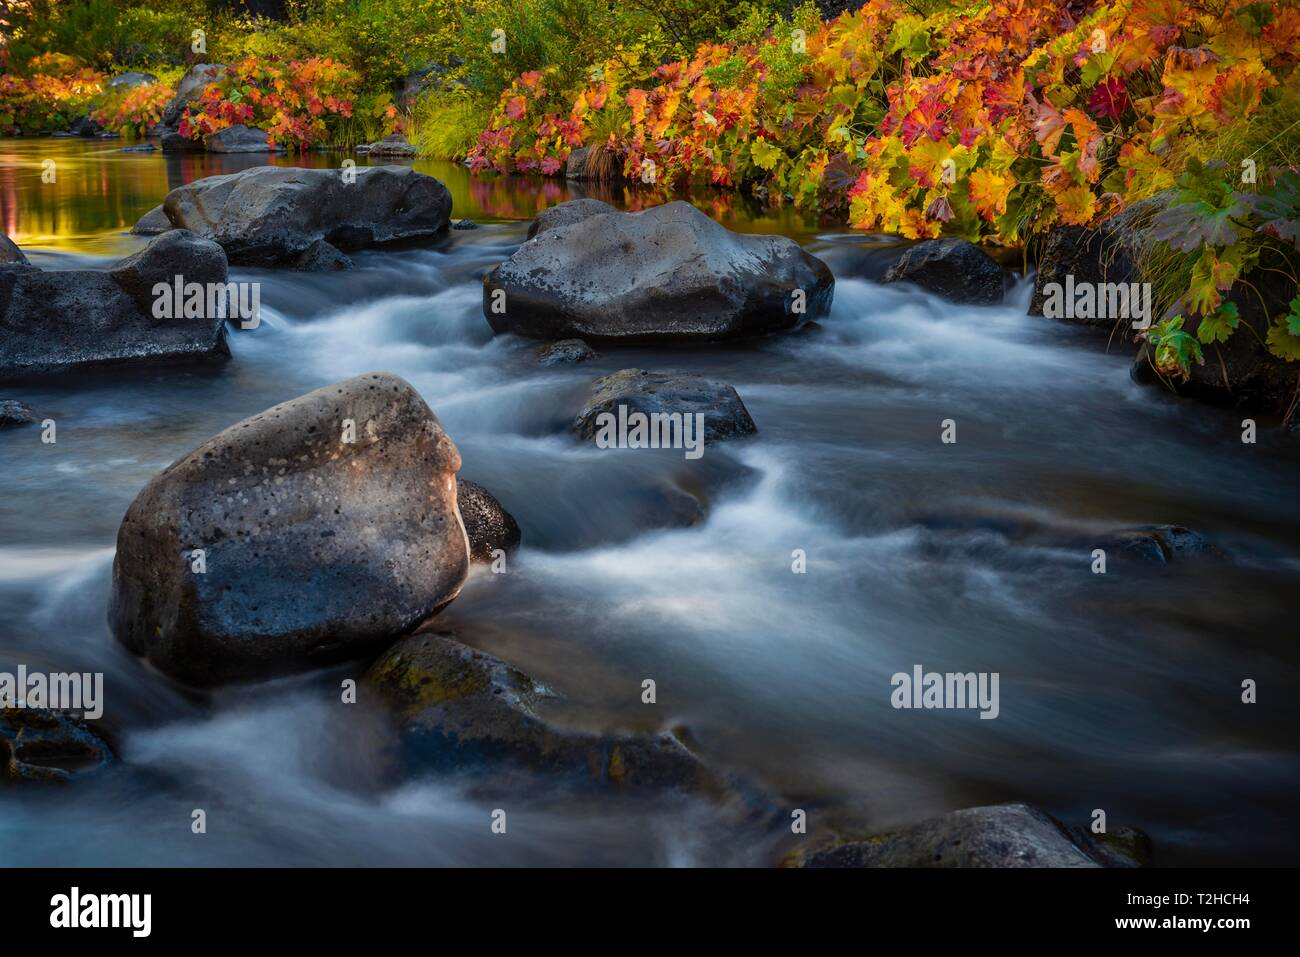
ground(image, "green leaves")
xmin=1151 ymin=160 xmax=1249 ymax=253
xmin=749 ymin=138 xmax=784 ymax=171
xmin=1149 ymin=316 xmax=1204 ymax=376
xmin=1196 ymin=302 xmax=1240 ymax=344
xmin=1266 ymin=295 xmax=1300 ymax=362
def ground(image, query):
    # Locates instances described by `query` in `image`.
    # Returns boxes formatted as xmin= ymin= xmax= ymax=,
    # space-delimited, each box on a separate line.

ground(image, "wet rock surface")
xmin=882 ymin=238 xmax=1008 ymax=304
xmin=796 ymin=803 xmax=1146 ymax=868
xmin=154 ymin=165 xmax=452 ymax=267
xmin=366 ymin=632 xmax=728 ymax=794
xmin=110 ymin=372 xmax=470 ymax=686
xmin=487 ymin=200 xmax=833 ymax=342
xmin=537 ymin=338 xmax=597 ymax=366
xmin=1 ymin=708 xmax=114 ymax=784
xmin=0 ymin=230 xmax=231 ymax=380
xmin=457 ymin=479 xmax=522 ymax=562
xmin=574 ymin=369 xmax=758 ymax=444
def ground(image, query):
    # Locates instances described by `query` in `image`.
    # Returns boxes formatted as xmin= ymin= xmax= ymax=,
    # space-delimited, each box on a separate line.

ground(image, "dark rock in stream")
xmin=153 ymin=165 xmax=452 ymax=267
xmin=366 ymin=632 xmax=729 ymax=795
xmin=795 ymin=803 xmax=1148 ymax=868
xmin=537 ymin=338 xmax=597 ymax=366
xmin=1 ymin=708 xmax=114 ymax=784
xmin=1094 ymin=524 xmax=1226 ymax=565
xmin=0 ymin=400 xmax=38 ymax=428
xmin=0 ymin=229 xmax=231 ymax=380
xmin=110 ymin=372 xmax=470 ymax=687
xmin=881 ymin=238 xmax=1008 ymax=305
xmin=487 ymin=200 xmax=833 ymax=342
xmin=457 ymin=479 xmax=521 ymax=563
xmin=574 ymin=369 xmax=758 ymax=444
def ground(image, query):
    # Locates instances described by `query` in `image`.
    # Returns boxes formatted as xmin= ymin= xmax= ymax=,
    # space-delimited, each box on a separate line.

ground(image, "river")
xmin=2 ymin=137 xmax=1298 ymax=866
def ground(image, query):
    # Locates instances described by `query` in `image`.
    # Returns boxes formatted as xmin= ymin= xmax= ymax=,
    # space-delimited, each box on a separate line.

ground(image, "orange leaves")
xmin=1208 ymin=61 xmax=1275 ymax=124
xmin=626 ymin=88 xmax=649 ymax=126
xmin=504 ymin=96 xmax=527 ymax=121
xmin=969 ymin=168 xmax=1014 ymax=222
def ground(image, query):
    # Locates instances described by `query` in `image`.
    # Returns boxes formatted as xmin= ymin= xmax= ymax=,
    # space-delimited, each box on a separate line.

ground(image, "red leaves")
xmin=1087 ymin=77 xmax=1129 ymax=119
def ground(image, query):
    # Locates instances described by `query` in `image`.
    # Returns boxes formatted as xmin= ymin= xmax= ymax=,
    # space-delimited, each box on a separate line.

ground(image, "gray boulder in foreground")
xmin=799 ymin=803 xmax=1147 ymax=868
xmin=110 ymin=372 xmax=470 ymax=686
xmin=366 ymin=632 xmax=726 ymax=794
xmin=882 ymin=238 xmax=1008 ymax=304
xmin=574 ymin=369 xmax=758 ymax=444
xmin=153 ymin=165 xmax=452 ymax=267
xmin=486 ymin=200 xmax=833 ymax=342
xmin=0 ymin=230 xmax=230 ymax=381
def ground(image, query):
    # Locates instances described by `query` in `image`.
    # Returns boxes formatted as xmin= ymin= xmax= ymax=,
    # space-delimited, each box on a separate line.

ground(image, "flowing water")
xmin=2 ymin=137 xmax=1298 ymax=866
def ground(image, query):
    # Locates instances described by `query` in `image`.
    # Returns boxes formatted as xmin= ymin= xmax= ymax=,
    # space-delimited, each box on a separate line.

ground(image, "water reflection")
xmin=0 ymin=136 xmax=826 ymax=258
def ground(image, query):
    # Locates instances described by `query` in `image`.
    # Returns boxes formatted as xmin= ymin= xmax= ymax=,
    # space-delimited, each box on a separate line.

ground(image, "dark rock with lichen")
xmin=1 ymin=708 xmax=114 ymax=784
xmin=1094 ymin=524 xmax=1226 ymax=565
xmin=366 ymin=632 xmax=727 ymax=795
xmin=791 ymin=803 xmax=1150 ymax=868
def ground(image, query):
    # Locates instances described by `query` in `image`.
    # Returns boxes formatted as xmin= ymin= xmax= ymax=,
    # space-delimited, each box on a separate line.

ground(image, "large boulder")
xmin=797 ymin=803 xmax=1146 ymax=868
xmin=485 ymin=200 xmax=834 ymax=342
xmin=456 ymin=479 xmax=521 ymax=563
xmin=154 ymin=166 xmax=452 ymax=266
xmin=574 ymin=369 xmax=758 ymax=444
xmin=0 ymin=230 xmax=230 ymax=380
xmin=366 ymin=632 xmax=725 ymax=793
xmin=109 ymin=372 xmax=470 ymax=686
xmin=881 ymin=238 xmax=1008 ymax=304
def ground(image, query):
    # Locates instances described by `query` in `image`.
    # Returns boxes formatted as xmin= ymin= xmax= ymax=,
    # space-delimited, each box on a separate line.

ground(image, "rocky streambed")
xmin=1 ymin=141 xmax=1298 ymax=866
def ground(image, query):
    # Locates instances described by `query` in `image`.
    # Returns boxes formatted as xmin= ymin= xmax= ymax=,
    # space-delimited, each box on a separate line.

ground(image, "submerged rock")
xmin=537 ymin=338 xmax=597 ymax=366
xmin=0 ymin=229 xmax=230 ymax=380
xmin=366 ymin=632 xmax=724 ymax=793
xmin=456 ymin=479 xmax=521 ymax=562
xmin=1094 ymin=524 xmax=1226 ymax=565
xmin=486 ymin=200 xmax=833 ymax=342
xmin=0 ymin=400 xmax=38 ymax=428
xmin=154 ymin=165 xmax=452 ymax=267
xmin=797 ymin=803 xmax=1147 ymax=868
xmin=574 ymin=369 xmax=758 ymax=444
xmin=110 ymin=372 xmax=470 ymax=686
xmin=1 ymin=708 xmax=114 ymax=784
xmin=882 ymin=238 xmax=1008 ymax=304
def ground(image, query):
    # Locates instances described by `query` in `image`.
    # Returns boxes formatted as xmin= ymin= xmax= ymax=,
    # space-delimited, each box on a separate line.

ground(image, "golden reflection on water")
xmin=0 ymin=136 xmax=823 ymax=257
